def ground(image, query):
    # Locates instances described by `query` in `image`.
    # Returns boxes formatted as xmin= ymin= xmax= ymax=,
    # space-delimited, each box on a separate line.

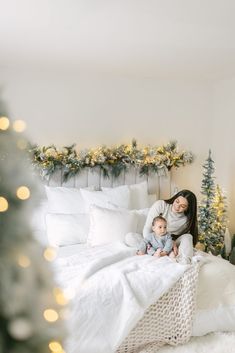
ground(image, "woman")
xmin=142 ymin=189 xmax=198 ymax=264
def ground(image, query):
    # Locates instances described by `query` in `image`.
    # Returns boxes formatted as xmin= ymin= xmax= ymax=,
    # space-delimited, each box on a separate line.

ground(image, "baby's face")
xmin=152 ymin=220 xmax=167 ymax=236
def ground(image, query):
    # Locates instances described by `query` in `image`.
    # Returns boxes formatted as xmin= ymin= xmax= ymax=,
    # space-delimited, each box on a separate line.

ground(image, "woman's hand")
xmin=173 ymin=241 xmax=178 ymax=256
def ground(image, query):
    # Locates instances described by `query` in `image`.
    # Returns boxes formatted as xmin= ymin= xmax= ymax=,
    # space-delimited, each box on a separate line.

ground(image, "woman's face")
xmin=172 ymin=196 xmax=188 ymax=213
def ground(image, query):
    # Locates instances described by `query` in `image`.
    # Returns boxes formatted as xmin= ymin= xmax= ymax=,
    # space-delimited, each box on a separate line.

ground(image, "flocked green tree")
xmin=198 ymin=150 xmax=227 ymax=255
xmin=0 ymin=100 xmax=66 ymax=353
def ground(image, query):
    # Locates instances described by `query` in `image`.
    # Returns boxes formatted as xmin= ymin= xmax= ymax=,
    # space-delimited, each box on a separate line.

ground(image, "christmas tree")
xmin=0 ymin=102 xmax=66 ymax=352
xmin=198 ymin=150 xmax=226 ymax=255
xmin=212 ymin=184 xmax=227 ymax=255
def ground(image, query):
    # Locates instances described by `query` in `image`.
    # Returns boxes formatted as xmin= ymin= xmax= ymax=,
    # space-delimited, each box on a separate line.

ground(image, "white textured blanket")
xmin=54 ymin=243 xmax=190 ymax=353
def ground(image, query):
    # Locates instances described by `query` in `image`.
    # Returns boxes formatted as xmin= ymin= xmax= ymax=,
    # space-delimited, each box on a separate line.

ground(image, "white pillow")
xmin=87 ymin=205 xmax=138 ymax=246
xmin=134 ymin=208 xmax=149 ymax=234
xmin=102 ymin=181 xmax=149 ymax=210
xmin=129 ymin=181 xmax=149 ymax=209
xmin=148 ymin=193 xmax=157 ymax=207
xmin=45 ymin=186 xmax=94 ymax=214
xmin=101 ymin=184 xmax=130 ymax=209
xmin=46 ymin=213 xmax=89 ymax=246
xmin=125 ymin=232 xmax=144 ymax=249
xmin=80 ymin=188 xmax=129 ymax=212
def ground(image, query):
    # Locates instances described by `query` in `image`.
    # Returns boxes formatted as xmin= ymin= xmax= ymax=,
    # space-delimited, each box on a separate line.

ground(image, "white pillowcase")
xmin=87 ymin=205 xmax=138 ymax=246
xmin=102 ymin=181 xmax=149 ymax=210
xmin=80 ymin=188 xmax=129 ymax=212
xmin=125 ymin=232 xmax=144 ymax=249
xmin=46 ymin=213 xmax=89 ymax=247
xmin=45 ymin=186 xmax=94 ymax=214
xmin=128 ymin=181 xmax=149 ymax=209
xmin=134 ymin=208 xmax=149 ymax=234
xmin=101 ymin=184 xmax=130 ymax=209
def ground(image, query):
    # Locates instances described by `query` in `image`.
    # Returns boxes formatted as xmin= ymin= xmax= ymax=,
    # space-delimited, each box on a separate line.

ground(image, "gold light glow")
xmin=53 ymin=288 xmax=69 ymax=306
xmin=18 ymin=255 xmax=31 ymax=268
xmin=43 ymin=309 xmax=59 ymax=322
xmin=44 ymin=247 xmax=57 ymax=262
xmin=13 ymin=119 xmax=26 ymax=132
xmin=16 ymin=186 xmax=30 ymax=200
xmin=0 ymin=117 xmax=10 ymax=130
xmin=0 ymin=197 xmax=8 ymax=212
xmin=48 ymin=341 xmax=63 ymax=352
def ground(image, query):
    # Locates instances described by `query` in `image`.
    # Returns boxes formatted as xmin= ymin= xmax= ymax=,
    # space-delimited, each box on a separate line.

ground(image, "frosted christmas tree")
xmin=0 ymin=101 xmax=65 ymax=353
xmin=198 ymin=150 xmax=227 ymax=255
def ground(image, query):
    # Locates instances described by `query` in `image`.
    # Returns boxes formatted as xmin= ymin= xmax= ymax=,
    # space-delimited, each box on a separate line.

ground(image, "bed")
xmin=32 ymin=168 xmax=235 ymax=353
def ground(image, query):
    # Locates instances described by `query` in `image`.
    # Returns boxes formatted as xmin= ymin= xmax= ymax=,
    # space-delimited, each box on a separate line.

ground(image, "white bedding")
xmin=54 ymin=244 xmax=235 ymax=353
xmin=55 ymin=243 xmax=190 ymax=353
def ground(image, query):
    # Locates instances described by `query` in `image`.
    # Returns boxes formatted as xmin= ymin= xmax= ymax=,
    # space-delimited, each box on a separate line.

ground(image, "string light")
xmin=44 ymin=247 xmax=57 ymax=262
xmin=16 ymin=186 xmax=30 ymax=200
xmin=0 ymin=116 xmax=10 ymax=130
xmin=53 ymin=288 xmax=69 ymax=306
xmin=13 ymin=119 xmax=26 ymax=132
xmin=0 ymin=196 xmax=8 ymax=212
xmin=18 ymin=255 xmax=31 ymax=268
xmin=43 ymin=309 xmax=59 ymax=322
xmin=49 ymin=341 xmax=63 ymax=352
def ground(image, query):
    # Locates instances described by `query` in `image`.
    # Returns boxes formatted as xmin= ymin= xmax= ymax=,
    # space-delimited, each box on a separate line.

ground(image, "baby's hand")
xmin=136 ymin=250 xmax=145 ymax=256
xmin=153 ymin=248 xmax=162 ymax=257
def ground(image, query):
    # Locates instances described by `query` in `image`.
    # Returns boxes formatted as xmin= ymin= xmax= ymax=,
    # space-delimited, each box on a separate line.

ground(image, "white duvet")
xmin=55 ymin=243 xmax=190 ymax=353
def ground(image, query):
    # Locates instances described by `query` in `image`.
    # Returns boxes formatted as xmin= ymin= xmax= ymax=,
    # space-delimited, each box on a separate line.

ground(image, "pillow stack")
xmin=38 ymin=181 xmax=156 ymax=248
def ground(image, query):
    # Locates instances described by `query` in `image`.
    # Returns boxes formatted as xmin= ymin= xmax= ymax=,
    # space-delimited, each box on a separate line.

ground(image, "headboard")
xmin=43 ymin=167 xmax=175 ymax=199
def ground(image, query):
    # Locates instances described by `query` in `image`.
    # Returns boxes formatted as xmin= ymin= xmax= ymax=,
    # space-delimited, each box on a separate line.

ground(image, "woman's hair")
xmin=164 ymin=189 xmax=198 ymax=245
xmin=152 ymin=215 xmax=167 ymax=226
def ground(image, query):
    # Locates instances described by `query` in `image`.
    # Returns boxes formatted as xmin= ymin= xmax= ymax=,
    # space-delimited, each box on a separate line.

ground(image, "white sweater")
xmin=143 ymin=200 xmax=188 ymax=238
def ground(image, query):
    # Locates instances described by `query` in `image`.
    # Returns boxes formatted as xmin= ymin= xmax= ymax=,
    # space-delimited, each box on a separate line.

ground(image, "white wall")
xmin=1 ymin=67 xmax=234 ymax=233
xmin=211 ymin=77 xmax=235 ymax=234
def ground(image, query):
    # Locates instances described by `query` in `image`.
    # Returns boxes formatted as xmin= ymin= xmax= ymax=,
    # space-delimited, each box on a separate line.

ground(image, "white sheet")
xmin=54 ymin=243 xmax=189 ymax=353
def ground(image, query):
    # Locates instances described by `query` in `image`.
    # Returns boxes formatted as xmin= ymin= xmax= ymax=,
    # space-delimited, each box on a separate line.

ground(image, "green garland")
xmin=30 ymin=140 xmax=194 ymax=181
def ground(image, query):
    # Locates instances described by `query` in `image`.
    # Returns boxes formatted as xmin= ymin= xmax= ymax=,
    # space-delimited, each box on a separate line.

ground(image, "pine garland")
xmin=30 ymin=140 xmax=194 ymax=181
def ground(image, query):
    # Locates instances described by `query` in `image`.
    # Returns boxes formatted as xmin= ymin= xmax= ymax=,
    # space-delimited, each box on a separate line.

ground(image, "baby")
xmin=137 ymin=215 xmax=175 ymax=258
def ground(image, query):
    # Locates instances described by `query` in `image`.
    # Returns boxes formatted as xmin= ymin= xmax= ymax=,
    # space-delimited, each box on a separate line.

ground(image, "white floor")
xmin=157 ymin=332 xmax=235 ymax=353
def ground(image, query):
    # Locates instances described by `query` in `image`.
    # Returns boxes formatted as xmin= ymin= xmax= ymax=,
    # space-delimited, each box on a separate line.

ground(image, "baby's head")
xmin=152 ymin=215 xmax=167 ymax=236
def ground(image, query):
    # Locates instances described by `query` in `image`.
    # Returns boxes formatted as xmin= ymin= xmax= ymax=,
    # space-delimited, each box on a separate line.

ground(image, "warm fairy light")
xmin=44 ymin=247 xmax=57 ymax=262
xmin=0 ymin=117 xmax=10 ymax=130
xmin=18 ymin=255 xmax=31 ymax=268
xmin=13 ymin=119 xmax=26 ymax=132
xmin=17 ymin=138 xmax=28 ymax=150
xmin=43 ymin=309 xmax=59 ymax=322
xmin=49 ymin=341 xmax=63 ymax=352
xmin=63 ymin=287 xmax=76 ymax=300
xmin=53 ymin=288 xmax=69 ymax=306
xmin=0 ymin=196 xmax=8 ymax=212
xmin=16 ymin=186 xmax=30 ymax=200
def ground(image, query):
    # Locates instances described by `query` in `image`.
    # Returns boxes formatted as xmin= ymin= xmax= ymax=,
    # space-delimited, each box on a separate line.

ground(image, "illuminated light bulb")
xmin=48 ymin=341 xmax=63 ymax=352
xmin=16 ymin=186 xmax=30 ymax=200
xmin=13 ymin=119 xmax=26 ymax=132
xmin=18 ymin=255 xmax=31 ymax=268
xmin=44 ymin=247 xmax=57 ymax=262
xmin=0 ymin=196 xmax=8 ymax=212
xmin=53 ymin=288 xmax=69 ymax=306
xmin=0 ymin=116 xmax=10 ymax=130
xmin=43 ymin=309 xmax=59 ymax=322
xmin=17 ymin=139 xmax=28 ymax=150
